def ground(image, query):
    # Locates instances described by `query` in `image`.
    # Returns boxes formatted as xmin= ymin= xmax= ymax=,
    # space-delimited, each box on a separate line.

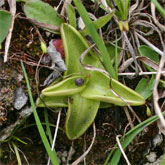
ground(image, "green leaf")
xmin=67 ymin=3 xmax=77 ymax=28
xmin=0 ymin=10 xmax=11 ymax=44
xmin=82 ymin=71 xmax=145 ymax=106
xmin=81 ymin=12 xmax=114 ymax=36
xmin=65 ymin=93 xmax=100 ymax=140
xmin=24 ymin=0 xmax=64 ymax=27
xmin=73 ymin=0 xmax=116 ymax=78
xmin=36 ymin=95 xmax=68 ymax=108
xmin=138 ymin=45 xmax=159 ymax=63
xmin=61 ymin=23 xmax=100 ymax=76
xmin=135 ymin=78 xmax=154 ymax=99
xmin=42 ymin=75 xmax=89 ymax=96
xmin=100 ymin=102 xmax=112 ymax=108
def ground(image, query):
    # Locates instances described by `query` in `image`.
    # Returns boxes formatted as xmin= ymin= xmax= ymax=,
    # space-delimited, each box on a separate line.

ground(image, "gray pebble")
xmin=14 ymin=87 xmax=28 ymax=110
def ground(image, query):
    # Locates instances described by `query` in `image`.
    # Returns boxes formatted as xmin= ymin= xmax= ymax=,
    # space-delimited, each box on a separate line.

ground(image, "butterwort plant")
xmin=37 ymin=23 xmax=145 ymax=140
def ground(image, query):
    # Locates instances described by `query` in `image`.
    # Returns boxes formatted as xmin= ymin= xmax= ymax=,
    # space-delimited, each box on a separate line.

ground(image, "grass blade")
xmin=21 ymin=61 xmax=59 ymax=165
xmin=73 ymin=0 xmax=116 ymax=79
xmin=114 ymin=37 xmax=118 ymax=80
xmin=67 ymin=3 xmax=77 ymax=28
xmin=81 ymin=12 xmax=114 ymax=36
xmin=44 ymin=108 xmax=53 ymax=145
xmin=151 ymin=0 xmax=165 ymax=18
xmin=105 ymin=111 xmax=165 ymax=164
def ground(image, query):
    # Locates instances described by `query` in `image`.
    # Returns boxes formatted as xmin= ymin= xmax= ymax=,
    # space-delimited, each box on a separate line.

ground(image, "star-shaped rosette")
xmin=37 ymin=24 xmax=145 ymax=140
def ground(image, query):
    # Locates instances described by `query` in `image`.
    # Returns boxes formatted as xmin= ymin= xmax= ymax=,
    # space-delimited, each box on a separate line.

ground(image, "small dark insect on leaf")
xmin=75 ymin=78 xmax=84 ymax=86
xmin=69 ymin=97 xmax=74 ymax=104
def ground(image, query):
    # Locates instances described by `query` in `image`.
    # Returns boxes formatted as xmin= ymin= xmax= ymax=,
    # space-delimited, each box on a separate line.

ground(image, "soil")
xmin=0 ymin=1 xmax=164 ymax=165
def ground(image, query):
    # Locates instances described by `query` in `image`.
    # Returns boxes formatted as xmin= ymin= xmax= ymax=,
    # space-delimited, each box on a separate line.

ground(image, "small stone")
xmin=0 ymin=106 xmax=33 ymax=141
xmin=77 ymin=17 xmax=85 ymax=30
xmin=17 ymin=74 xmax=24 ymax=82
xmin=14 ymin=87 xmax=28 ymax=110
xmin=152 ymin=134 xmax=163 ymax=148
xmin=62 ymin=151 xmax=68 ymax=157
xmin=146 ymin=152 xmax=157 ymax=163
xmin=0 ymin=0 xmax=5 ymax=8
xmin=61 ymin=156 xmax=66 ymax=163
xmin=45 ymin=32 xmax=51 ymax=37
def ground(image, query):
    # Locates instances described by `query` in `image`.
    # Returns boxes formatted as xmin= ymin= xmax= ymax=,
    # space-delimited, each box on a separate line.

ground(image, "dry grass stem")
xmin=17 ymin=147 xmax=29 ymax=165
xmin=4 ymin=0 xmax=16 ymax=62
xmin=60 ymin=0 xmax=72 ymax=17
xmin=71 ymin=123 xmax=96 ymax=165
xmin=153 ymin=55 xmax=165 ymax=129
xmin=101 ymin=0 xmax=112 ymax=12
xmin=116 ymin=135 xmax=131 ymax=165
xmin=136 ymin=32 xmax=164 ymax=56
xmin=151 ymin=2 xmax=165 ymax=31
xmin=128 ymin=0 xmax=139 ymax=19
xmin=47 ymin=110 xmax=61 ymax=165
xmin=80 ymin=44 xmax=110 ymax=76
xmin=123 ymin=32 xmax=139 ymax=74
xmin=124 ymin=107 xmax=134 ymax=130
xmin=118 ymin=71 xmax=165 ymax=76
xmin=67 ymin=143 xmax=75 ymax=164
xmin=83 ymin=135 xmax=87 ymax=165
xmin=56 ymin=0 xmax=64 ymax=11
xmin=119 ymin=56 xmax=163 ymax=72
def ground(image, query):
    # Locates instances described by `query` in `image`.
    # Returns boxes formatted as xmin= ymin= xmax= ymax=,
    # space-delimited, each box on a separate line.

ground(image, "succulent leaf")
xmin=65 ymin=93 xmax=100 ymax=140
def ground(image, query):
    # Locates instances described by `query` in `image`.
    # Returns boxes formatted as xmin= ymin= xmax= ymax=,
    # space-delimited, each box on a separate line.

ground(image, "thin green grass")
xmin=17 ymin=123 xmax=64 ymax=132
xmin=105 ymin=111 xmax=165 ymax=164
xmin=114 ymin=36 xmax=118 ymax=80
xmin=151 ymin=0 xmax=165 ymax=18
xmin=109 ymin=0 xmax=130 ymax=20
xmin=44 ymin=108 xmax=53 ymax=145
xmin=67 ymin=3 xmax=77 ymax=28
xmin=21 ymin=61 xmax=59 ymax=165
xmin=73 ymin=0 xmax=116 ymax=79
xmin=12 ymin=136 xmax=27 ymax=145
